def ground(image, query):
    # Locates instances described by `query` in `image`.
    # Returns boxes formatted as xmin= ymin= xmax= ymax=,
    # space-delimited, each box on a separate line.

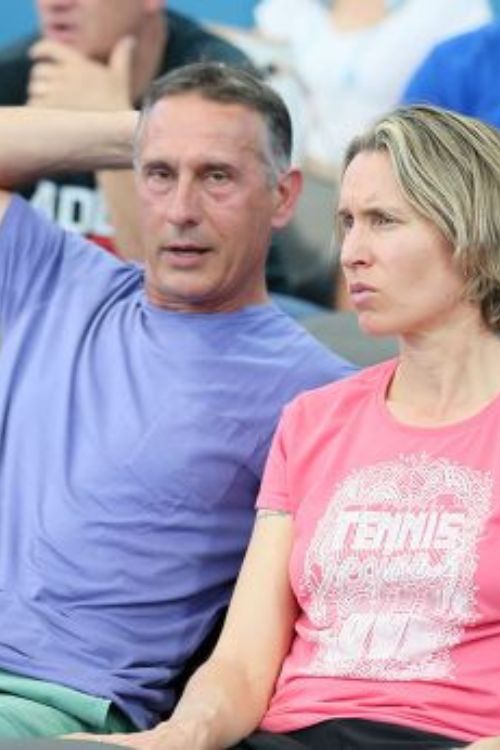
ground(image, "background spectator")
xmin=402 ymin=21 xmax=500 ymax=129
xmin=254 ymin=0 xmax=492 ymax=175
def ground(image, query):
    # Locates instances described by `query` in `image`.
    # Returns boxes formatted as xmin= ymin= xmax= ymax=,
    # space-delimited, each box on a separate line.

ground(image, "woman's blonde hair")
xmin=342 ymin=105 xmax=500 ymax=331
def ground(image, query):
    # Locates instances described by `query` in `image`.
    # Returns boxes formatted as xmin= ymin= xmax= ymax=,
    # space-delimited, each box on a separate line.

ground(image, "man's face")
xmin=135 ymin=93 xmax=298 ymax=313
xmin=36 ymin=0 xmax=151 ymax=61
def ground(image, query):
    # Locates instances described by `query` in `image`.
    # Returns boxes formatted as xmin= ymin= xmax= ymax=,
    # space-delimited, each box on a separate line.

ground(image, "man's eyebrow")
xmin=198 ymin=160 xmax=240 ymax=173
xmin=140 ymin=157 xmax=174 ymax=170
xmin=199 ymin=159 xmax=232 ymax=168
xmin=336 ymin=206 xmax=354 ymax=222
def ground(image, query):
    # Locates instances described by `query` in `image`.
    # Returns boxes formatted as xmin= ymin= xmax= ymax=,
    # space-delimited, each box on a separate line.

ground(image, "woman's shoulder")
xmin=286 ymin=358 xmax=397 ymax=421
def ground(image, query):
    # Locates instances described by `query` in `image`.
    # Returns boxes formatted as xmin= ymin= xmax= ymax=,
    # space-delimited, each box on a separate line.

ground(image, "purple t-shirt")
xmin=0 ymin=196 xmax=354 ymax=728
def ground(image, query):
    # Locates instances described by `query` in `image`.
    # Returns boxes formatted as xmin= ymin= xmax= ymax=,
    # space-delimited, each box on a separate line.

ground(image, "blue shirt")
xmin=0 ymin=197 xmax=355 ymax=729
xmin=402 ymin=22 xmax=500 ymax=127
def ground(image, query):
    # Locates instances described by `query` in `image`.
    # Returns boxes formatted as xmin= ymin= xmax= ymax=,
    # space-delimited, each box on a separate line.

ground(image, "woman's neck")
xmin=330 ymin=0 xmax=388 ymax=30
xmin=387 ymin=314 xmax=500 ymax=426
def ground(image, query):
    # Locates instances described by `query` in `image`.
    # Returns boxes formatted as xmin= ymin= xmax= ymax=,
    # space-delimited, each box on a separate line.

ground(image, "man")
xmin=0 ymin=0 xmax=301 ymax=307
xmin=0 ymin=0 xmax=252 ymax=259
xmin=0 ymin=62 xmax=355 ymax=737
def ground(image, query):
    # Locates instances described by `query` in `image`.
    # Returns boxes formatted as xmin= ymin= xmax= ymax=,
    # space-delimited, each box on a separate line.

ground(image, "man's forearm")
xmin=96 ymin=169 xmax=145 ymax=260
xmin=0 ymin=108 xmax=137 ymax=187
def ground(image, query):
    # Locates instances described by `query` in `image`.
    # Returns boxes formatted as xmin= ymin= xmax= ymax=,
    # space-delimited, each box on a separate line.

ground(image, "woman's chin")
xmin=357 ymin=313 xmax=396 ymax=338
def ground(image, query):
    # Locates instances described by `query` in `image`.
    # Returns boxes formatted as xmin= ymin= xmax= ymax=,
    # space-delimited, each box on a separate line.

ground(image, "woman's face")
xmin=338 ymin=150 xmax=469 ymax=338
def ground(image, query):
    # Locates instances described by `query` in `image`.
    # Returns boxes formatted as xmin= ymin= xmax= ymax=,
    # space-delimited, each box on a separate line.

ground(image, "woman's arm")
xmin=164 ymin=510 xmax=297 ymax=749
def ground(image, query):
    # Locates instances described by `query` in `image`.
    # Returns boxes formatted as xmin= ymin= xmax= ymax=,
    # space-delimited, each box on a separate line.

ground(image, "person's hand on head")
xmin=27 ymin=35 xmax=135 ymax=111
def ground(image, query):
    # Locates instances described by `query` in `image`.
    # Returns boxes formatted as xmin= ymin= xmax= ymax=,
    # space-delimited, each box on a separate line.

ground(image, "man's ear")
xmin=271 ymin=168 xmax=303 ymax=230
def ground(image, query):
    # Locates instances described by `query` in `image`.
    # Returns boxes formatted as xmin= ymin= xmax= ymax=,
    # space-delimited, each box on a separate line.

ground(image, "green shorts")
xmin=0 ymin=670 xmax=136 ymax=738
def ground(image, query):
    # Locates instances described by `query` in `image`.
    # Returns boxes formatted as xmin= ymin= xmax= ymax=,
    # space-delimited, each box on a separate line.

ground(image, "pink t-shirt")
xmin=257 ymin=359 xmax=500 ymax=742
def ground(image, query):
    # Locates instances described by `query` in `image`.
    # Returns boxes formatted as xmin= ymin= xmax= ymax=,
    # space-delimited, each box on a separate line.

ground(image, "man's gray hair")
xmin=134 ymin=61 xmax=293 ymax=180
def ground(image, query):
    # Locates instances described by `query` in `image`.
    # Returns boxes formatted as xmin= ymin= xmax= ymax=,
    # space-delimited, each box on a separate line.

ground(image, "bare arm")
xmin=80 ymin=512 xmax=297 ymax=750
xmin=0 ymin=107 xmax=137 ymax=227
xmin=27 ymin=37 xmax=145 ymax=260
xmin=162 ymin=512 xmax=297 ymax=749
xmin=96 ymin=169 xmax=144 ymax=261
xmin=0 ymin=107 xmax=137 ymax=189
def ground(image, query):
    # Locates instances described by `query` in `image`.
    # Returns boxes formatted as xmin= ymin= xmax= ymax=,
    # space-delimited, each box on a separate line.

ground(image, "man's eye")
xmin=144 ymin=167 xmax=172 ymax=184
xmin=339 ymin=214 xmax=354 ymax=231
xmin=206 ymin=170 xmax=230 ymax=185
xmin=150 ymin=170 xmax=170 ymax=181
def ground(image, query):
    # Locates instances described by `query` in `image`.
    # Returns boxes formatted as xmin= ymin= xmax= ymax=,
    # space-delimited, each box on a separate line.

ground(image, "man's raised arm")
xmin=0 ymin=108 xmax=137 ymax=220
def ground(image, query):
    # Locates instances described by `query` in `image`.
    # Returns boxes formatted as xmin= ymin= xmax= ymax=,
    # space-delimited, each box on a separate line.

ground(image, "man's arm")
xmin=0 ymin=107 xmax=137 ymax=226
xmin=27 ymin=37 xmax=146 ymax=260
xmin=96 ymin=169 xmax=144 ymax=261
xmin=0 ymin=107 xmax=136 ymax=188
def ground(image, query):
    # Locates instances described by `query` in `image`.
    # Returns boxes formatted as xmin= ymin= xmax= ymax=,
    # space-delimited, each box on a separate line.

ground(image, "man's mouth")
xmin=159 ymin=244 xmax=212 ymax=268
xmin=162 ymin=244 xmax=211 ymax=256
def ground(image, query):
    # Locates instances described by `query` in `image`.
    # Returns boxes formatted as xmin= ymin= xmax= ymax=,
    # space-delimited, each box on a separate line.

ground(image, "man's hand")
xmin=27 ymin=37 xmax=134 ymax=111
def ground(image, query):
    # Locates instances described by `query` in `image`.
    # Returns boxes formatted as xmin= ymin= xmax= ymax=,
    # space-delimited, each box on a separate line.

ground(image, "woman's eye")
xmin=373 ymin=213 xmax=393 ymax=226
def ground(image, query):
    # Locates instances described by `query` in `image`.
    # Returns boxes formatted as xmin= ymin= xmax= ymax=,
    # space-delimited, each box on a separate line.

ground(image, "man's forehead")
xmin=143 ymin=94 xmax=267 ymax=151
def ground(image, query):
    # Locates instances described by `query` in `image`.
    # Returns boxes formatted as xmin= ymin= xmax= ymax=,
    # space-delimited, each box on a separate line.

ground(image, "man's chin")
xmin=144 ymin=280 xmax=222 ymax=313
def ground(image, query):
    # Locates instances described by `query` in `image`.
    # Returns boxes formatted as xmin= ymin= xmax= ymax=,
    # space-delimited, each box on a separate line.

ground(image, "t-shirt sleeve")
xmin=0 ymin=196 xmax=68 ymax=329
xmin=256 ymin=399 xmax=302 ymax=515
xmin=0 ymin=195 xmax=122 ymax=333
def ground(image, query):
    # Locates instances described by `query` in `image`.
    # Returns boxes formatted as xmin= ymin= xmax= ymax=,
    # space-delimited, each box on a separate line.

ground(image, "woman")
xmin=91 ymin=106 xmax=500 ymax=750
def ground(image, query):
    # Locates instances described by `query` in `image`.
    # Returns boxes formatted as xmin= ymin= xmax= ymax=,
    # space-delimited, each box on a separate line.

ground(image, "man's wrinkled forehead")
xmin=137 ymin=93 xmax=273 ymax=168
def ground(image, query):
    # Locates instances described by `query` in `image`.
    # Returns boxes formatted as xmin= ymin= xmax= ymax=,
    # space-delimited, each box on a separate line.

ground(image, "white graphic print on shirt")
xmin=301 ymin=453 xmax=491 ymax=681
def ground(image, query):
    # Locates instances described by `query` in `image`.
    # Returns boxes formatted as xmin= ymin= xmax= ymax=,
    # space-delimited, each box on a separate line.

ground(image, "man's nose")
xmin=165 ymin=177 xmax=202 ymax=227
